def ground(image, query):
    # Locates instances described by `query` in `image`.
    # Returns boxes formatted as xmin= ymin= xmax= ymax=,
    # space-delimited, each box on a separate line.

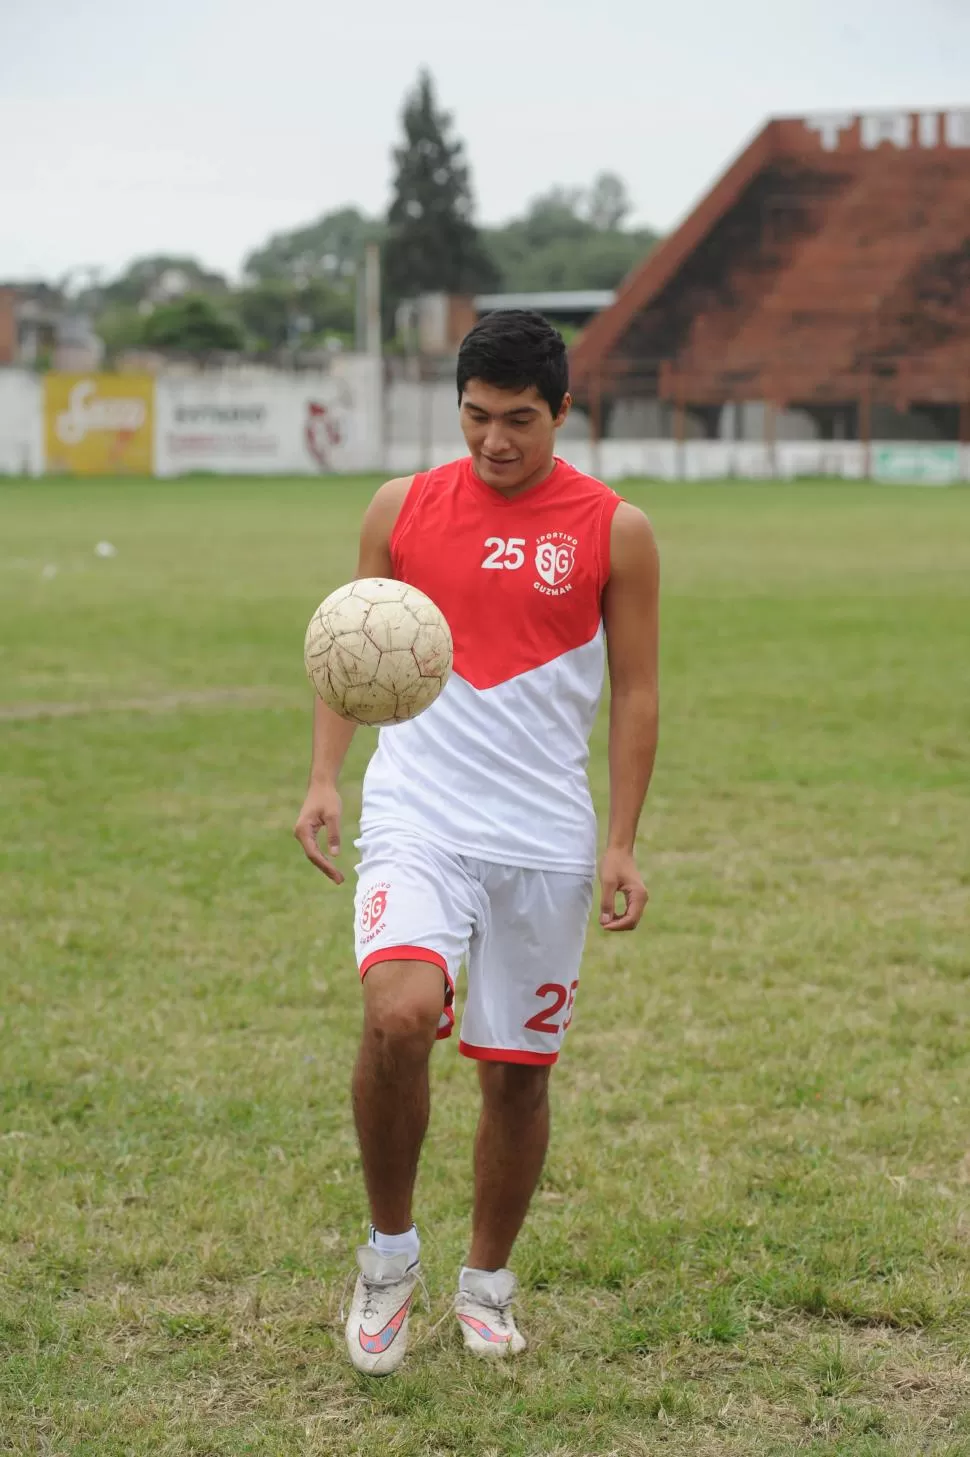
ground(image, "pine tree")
xmin=383 ymin=71 xmax=498 ymax=327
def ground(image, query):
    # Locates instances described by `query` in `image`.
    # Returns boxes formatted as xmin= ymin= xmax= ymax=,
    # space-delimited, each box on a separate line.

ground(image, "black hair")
xmin=457 ymin=309 xmax=569 ymax=417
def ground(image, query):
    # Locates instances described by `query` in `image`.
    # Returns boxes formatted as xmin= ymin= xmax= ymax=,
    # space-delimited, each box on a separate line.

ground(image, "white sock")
xmin=369 ymin=1223 xmax=420 ymax=1265
xmin=459 ymin=1264 xmax=498 ymax=1288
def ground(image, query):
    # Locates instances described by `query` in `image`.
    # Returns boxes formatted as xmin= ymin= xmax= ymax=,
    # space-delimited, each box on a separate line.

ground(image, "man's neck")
xmin=474 ymin=455 xmax=558 ymax=500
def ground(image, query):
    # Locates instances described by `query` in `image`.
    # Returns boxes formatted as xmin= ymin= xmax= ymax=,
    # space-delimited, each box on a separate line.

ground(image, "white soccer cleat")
xmin=455 ymin=1267 xmax=527 ymax=1358
xmin=344 ymin=1246 xmax=421 ymax=1376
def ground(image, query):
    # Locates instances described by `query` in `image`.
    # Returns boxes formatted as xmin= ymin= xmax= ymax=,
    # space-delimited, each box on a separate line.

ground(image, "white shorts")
xmin=354 ymin=830 xmax=594 ymax=1065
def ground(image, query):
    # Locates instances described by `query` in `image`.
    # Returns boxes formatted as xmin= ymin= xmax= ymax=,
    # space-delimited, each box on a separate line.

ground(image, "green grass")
xmin=2 ymin=475 xmax=970 ymax=1456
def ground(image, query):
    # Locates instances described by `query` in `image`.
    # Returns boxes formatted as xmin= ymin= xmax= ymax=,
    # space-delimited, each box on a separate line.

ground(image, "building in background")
xmin=398 ymin=290 xmax=616 ymax=356
xmin=0 ymin=284 xmax=103 ymax=371
xmin=570 ymin=110 xmax=970 ymax=449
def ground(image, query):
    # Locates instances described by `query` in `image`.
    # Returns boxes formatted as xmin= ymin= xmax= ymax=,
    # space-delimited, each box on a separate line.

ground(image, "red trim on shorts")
xmin=359 ymin=944 xmax=452 ymax=993
xmin=360 ymin=946 xmax=454 ymax=1042
xmin=359 ymin=946 xmax=455 ymax=1044
xmin=458 ymin=1039 xmax=558 ymax=1066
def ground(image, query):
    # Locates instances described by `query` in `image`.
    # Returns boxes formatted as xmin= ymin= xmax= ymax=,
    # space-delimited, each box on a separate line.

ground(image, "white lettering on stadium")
xmin=804 ymin=110 xmax=970 ymax=152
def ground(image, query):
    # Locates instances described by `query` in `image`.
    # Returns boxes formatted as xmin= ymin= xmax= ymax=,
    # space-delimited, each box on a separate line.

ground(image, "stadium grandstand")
xmin=570 ymin=110 xmax=970 ymax=448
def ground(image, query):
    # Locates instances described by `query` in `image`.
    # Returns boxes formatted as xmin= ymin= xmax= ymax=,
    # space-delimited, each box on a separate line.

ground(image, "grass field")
xmin=2 ymin=475 xmax=969 ymax=1456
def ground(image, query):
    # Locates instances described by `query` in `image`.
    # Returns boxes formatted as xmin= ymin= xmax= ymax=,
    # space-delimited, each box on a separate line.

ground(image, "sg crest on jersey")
xmin=359 ymin=883 xmax=389 ymax=944
xmin=534 ymin=532 xmax=578 ymax=597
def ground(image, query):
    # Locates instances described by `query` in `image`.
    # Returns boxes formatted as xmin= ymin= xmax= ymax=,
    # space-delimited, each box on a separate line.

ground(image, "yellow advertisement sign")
xmin=44 ymin=374 xmax=154 ymax=475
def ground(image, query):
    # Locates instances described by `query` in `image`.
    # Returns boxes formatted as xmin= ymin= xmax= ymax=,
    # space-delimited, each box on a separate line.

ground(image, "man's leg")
xmin=468 ymin=1062 xmax=550 ymax=1271
xmin=453 ymin=863 xmax=590 ymax=1358
xmin=352 ymin=958 xmax=446 ymax=1233
xmin=345 ymin=956 xmax=447 ymax=1375
xmin=346 ymin=832 xmax=475 ymax=1373
xmin=451 ymin=1062 xmax=548 ymax=1358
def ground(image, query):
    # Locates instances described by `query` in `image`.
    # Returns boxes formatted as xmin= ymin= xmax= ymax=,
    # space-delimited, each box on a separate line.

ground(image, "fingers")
xmin=600 ymin=877 xmax=619 ymax=926
xmin=293 ymin=818 xmax=345 ymax=885
xmin=601 ymin=884 xmax=649 ymax=933
xmin=323 ymin=808 xmax=341 ymax=859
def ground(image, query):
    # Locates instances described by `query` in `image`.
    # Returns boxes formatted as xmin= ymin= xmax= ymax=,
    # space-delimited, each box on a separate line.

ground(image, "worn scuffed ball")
xmin=304 ymin=578 xmax=453 ymax=727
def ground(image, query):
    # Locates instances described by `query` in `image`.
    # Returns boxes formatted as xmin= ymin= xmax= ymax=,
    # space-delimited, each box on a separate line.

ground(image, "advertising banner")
xmin=154 ymin=363 xmax=379 ymax=476
xmin=872 ymin=444 xmax=962 ymax=485
xmin=44 ymin=374 xmax=154 ymax=475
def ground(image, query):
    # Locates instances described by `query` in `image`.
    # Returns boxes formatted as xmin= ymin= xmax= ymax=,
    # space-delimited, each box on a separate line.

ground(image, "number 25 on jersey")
xmin=482 ymin=537 xmax=526 ymax=571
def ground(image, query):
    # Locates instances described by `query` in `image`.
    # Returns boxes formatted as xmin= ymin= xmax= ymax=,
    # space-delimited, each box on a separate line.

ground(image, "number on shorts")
xmin=524 ymin=979 xmax=579 ymax=1035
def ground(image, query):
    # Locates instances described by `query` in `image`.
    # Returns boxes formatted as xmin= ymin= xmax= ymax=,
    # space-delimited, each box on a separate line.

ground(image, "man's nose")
xmin=483 ymin=422 xmax=511 ymax=456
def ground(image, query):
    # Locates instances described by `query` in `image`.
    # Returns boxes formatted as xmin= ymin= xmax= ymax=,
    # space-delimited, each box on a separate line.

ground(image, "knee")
xmin=363 ymin=996 xmax=440 ymax=1062
xmin=361 ymin=960 xmax=446 ymax=1062
xmin=480 ymin=1063 xmax=550 ymax=1117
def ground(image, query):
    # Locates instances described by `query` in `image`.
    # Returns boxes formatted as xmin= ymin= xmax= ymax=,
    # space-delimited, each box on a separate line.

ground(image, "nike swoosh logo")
xmin=458 ymin=1312 xmax=511 ymax=1344
xmin=359 ymin=1295 xmax=413 ymax=1354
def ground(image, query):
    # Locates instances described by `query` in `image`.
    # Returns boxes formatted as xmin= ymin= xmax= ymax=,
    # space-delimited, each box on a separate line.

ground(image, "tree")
xmin=383 ymin=70 xmax=498 ymax=323
xmin=518 ymin=187 xmax=591 ymax=248
xmin=139 ymin=295 xmax=244 ymax=357
xmin=234 ymin=279 xmax=356 ymax=351
xmin=243 ymin=208 xmax=383 ymax=285
xmin=483 ymin=173 xmax=657 ymax=293
xmin=99 ymin=256 xmax=228 ymax=308
xmin=485 ymin=229 xmax=653 ymax=292
xmin=586 ymin=172 xmax=632 ymax=232
xmin=96 ymin=303 xmax=146 ymax=361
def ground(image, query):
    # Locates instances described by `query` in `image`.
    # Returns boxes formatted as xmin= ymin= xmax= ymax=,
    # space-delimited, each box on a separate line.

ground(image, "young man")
xmin=294 ymin=310 xmax=659 ymax=1375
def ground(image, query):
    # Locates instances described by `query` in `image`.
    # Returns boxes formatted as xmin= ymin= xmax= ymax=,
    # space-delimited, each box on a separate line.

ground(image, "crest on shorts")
xmin=360 ymin=884 xmax=389 ymax=938
xmin=534 ymin=537 xmax=576 ymax=588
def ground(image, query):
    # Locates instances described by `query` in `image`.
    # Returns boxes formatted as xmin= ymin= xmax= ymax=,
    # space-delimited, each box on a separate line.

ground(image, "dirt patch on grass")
xmin=0 ymin=688 xmax=293 ymax=722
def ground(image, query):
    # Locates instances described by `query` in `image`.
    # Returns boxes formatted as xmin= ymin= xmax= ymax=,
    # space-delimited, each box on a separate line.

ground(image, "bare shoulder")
xmin=356 ymin=477 xmax=415 ymax=577
xmin=609 ymin=500 xmax=659 ymax=578
xmin=367 ymin=474 xmax=414 ymax=523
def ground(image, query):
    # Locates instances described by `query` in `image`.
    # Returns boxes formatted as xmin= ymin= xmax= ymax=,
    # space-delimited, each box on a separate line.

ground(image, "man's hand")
xmin=599 ymin=848 xmax=648 ymax=932
xmin=294 ymin=783 xmax=345 ymax=885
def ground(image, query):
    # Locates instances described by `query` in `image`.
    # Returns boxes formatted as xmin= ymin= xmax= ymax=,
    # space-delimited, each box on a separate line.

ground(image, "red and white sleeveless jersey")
xmin=360 ymin=456 xmax=621 ymax=873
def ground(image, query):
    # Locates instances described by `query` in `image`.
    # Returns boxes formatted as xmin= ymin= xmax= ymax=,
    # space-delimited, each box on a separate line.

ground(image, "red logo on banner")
xmin=305 ymin=401 xmax=342 ymax=471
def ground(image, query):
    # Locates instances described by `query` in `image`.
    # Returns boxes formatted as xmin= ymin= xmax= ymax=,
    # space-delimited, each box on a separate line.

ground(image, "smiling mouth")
xmin=482 ymin=454 xmax=519 ymax=468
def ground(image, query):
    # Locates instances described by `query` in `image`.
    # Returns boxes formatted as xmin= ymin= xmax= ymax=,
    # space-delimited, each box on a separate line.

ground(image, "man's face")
xmin=460 ymin=380 xmax=571 ymax=492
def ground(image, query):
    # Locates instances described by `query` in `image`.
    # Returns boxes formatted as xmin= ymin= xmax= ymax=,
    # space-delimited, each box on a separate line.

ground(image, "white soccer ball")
xmin=304 ymin=578 xmax=453 ymax=727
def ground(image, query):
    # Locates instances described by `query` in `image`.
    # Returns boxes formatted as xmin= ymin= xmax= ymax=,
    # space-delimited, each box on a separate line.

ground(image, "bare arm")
xmin=599 ymin=501 xmax=660 ymax=931
xmin=294 ymin=477 xmax=412 ymax=882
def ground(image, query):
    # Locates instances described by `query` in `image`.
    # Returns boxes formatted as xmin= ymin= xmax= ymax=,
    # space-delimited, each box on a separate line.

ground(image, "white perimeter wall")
xmin=1 ymin=364 xmax=968 ymax=483
xmin=0 ymin=370 xmax=43 ymax=475
xmin=385 ymin=439 xmax=970 ymax=484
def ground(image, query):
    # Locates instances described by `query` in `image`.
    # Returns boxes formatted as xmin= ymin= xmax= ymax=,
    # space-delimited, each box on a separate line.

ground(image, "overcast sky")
xmin=1 ymin=0 xmax=967 ymax=285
